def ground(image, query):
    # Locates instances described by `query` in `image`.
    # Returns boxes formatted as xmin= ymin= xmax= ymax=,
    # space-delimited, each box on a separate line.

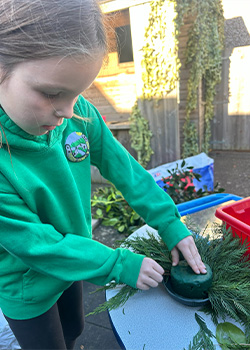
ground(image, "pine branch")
xmin=183 ymin=313 xmax=216 ymax=350
xmin=121 ymin=231 xmax=172 ymax=271
xmin=86 ymin=285 xmax=138 ymax=317
xmin=195 ymin=313 xmax=215 ymax=339
xmin=198 ymin=225 xmax=250 ymax=325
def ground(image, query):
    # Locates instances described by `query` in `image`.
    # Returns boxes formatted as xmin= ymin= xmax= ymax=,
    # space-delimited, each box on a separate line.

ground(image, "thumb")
xmin=171 ymin=247 xmax=180 ymax=266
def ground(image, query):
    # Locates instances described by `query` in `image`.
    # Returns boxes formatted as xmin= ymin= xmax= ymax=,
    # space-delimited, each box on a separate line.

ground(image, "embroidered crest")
xmin=65 ymin=132 xmax=89 ymax=162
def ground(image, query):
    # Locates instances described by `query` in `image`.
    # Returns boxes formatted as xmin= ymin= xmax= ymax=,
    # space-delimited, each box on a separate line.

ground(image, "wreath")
xmin=87 ymin=221 xmax=250 ymax=348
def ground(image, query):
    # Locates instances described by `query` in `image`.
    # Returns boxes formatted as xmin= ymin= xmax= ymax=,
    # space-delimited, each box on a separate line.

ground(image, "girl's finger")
xmin=178 ymin=236 xmax=207 ymax=273
xmin=152 ymin=261 xmax=164 ymax=275
xmin=143 ymin=276 xmax=161 ymax=288
xmin=171 ymin=247 xmax=179 ymax=266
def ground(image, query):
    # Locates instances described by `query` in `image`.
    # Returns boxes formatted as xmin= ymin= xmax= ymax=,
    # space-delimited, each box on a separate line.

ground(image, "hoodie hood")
xmin=0 ymin=107 xmax=68 ymax=151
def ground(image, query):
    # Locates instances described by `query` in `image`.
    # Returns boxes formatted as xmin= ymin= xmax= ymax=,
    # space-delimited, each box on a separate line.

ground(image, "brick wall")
xmin=82 ymin=9 xmax=137 ymax=122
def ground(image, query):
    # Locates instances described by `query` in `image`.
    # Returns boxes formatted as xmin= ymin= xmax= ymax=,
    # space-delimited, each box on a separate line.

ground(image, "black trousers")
xmin=4 ymin=281 xmax=84 ymax=350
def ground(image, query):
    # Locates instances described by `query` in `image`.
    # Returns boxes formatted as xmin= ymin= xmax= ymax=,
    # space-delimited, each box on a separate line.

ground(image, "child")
xmin=0 ymin=0 xmax=206 ymax=349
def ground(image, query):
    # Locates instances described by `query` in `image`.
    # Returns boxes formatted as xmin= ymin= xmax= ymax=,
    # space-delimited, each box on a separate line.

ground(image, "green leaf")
xmin=118 ymin=225 xmax=125 ymax=232
xmin=216 ymin=322 xmax=246 ymax=349
xmin=96 ymin=209 xmax=103 ymax=216
xmin=103 ymin=218 xmax=119 ymax=226
xmin=133 ymin=213 xmax=140 ymax=221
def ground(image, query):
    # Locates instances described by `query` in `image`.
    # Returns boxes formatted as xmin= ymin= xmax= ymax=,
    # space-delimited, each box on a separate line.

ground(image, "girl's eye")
xmin=42 ymin=92 xmax=61 ymax=100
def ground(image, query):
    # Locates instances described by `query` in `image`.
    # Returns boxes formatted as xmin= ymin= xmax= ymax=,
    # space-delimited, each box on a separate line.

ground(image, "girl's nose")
xmin=54 ymin=110 xmax=72 ymax=119
xmin=54 ymin=98 xmax=77 ymax=119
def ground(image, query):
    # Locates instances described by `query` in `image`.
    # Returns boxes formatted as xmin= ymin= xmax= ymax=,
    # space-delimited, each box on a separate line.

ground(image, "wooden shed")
xmin=85 ymin=0 xmax=181 ymax=168
xmin=85 ymin=0 xmax=250 ymax=174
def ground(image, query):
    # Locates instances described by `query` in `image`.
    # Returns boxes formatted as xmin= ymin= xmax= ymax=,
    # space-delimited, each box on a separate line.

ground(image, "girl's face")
xmin=0 ymin=56 xmax=103 ymax=135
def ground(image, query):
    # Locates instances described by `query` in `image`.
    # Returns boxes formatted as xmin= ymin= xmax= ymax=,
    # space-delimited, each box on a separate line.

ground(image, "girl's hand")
xmin=136 ymin=257 xmax=164 ymax=290
xmin=171 ymin=236 xmax=207 ymax=274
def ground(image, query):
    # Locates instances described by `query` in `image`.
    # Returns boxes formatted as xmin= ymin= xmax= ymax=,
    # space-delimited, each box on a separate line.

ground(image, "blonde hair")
xmin=0 ymin=0 xmax=107 ymax=81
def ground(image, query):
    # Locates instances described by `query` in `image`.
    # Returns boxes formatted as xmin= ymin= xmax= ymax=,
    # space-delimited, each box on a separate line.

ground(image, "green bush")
xmin=91 ymin=185 xmax=145 ymax=235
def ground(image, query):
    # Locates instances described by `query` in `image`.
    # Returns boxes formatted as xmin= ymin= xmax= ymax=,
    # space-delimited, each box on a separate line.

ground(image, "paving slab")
xmin=210 ymin=150 xmax=250 ymax=198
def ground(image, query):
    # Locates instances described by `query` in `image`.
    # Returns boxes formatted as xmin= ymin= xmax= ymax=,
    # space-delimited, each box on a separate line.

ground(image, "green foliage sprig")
xmin=184 ymin=313 xmax=216 ymax=350
xmin=86 ymin=283 xmax=138 ymax=316
xmin=129 ymin=102 xmax=154 ymax=168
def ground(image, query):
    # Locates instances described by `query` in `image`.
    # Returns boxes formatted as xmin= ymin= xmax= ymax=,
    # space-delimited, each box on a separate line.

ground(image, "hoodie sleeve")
xmin=0 ymin=179 xmax=144 ymax=288
xmin=77 ymin=97 xmax=191 ymax=251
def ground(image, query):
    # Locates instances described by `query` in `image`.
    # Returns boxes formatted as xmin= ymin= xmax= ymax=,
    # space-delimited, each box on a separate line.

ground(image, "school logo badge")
xmin=65 ymin=132 xmax=90 ymax=162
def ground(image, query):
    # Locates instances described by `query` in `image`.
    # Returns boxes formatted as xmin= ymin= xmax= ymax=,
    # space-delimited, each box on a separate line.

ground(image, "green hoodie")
xmin=0 ymin=95 xmax=191 ymax=320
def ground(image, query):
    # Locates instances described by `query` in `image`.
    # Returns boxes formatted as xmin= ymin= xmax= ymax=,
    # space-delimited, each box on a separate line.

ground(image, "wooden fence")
xmin=138 ymin=93 xmax=180 ymax=169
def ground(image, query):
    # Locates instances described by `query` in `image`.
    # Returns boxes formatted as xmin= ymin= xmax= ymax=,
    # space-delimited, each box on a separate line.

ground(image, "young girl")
xmin=0 ymin=0 xmax=206 ymax=349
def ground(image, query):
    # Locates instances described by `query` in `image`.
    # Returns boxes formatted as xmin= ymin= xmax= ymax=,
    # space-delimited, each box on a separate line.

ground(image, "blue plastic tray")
xmin=176 ymin=193 xmax=242 ymax=216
